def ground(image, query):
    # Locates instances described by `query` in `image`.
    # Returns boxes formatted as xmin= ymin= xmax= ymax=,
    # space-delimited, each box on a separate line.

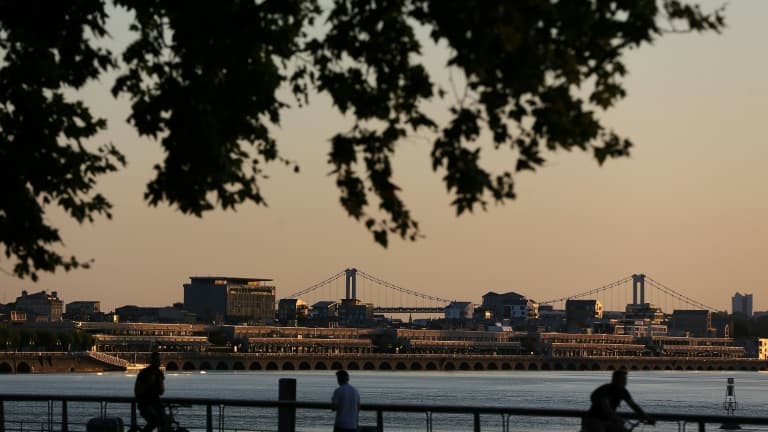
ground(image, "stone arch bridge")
xmin=1 ymin=352 xmax=765 ymax=373
xmin=152 ymin=353 xmax=766 ymax=373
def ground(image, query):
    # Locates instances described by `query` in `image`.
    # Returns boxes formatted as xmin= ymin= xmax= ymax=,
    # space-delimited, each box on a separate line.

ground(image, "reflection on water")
xmin=1 ymin=370 xmax=767 ymax=431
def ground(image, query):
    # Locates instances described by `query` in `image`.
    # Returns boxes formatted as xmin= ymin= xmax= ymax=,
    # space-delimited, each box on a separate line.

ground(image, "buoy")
xmin=720 ymin=377 xmax=741 ymax=430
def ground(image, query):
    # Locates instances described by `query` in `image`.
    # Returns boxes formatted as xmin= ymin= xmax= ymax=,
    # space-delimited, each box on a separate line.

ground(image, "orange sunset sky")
xmin=1 ymin=0 xmax=766 ymax=314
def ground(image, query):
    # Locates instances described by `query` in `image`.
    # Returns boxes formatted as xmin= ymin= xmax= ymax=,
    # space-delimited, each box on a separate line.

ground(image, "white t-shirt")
xmin=332 ymin=383 xmax=360 ymax=429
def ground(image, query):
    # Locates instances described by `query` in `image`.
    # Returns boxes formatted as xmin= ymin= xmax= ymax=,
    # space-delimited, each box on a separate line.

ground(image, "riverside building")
xmin=183 ymin=276 xmax=276 ymax=324
xmin=77 ymin=322 xmax=211 ymax=352
xmin=14 ymin=290 xmax=63 ymax=322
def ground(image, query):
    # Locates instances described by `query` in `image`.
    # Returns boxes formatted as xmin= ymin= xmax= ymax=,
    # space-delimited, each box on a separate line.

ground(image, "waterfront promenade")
xmin=4 ymin=370 xmax=768 ymax=431
xmin=1 ymin=351 xmax=765 ymax=373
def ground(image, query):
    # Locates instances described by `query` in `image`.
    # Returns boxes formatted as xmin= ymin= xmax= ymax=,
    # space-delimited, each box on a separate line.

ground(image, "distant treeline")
xmin=0 ymin=326 xmax=94 ymax=351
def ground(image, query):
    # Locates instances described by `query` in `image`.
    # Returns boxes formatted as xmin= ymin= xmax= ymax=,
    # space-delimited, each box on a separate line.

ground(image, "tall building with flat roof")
xmin=732 ymin=292 xmax=753 ymax=317
xmin=183 ymin=277 xmax=276 ymax=324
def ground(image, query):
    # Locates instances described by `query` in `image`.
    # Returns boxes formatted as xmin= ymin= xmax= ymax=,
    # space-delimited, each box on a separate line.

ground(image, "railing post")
xmin=699 ymin=421 xmax=706 ymax=432
xmin=0 ymin=400 xmax=5 ymax=432
xmin=61 ymin=400 xmax=68 ymax=432
xmin=376 ymin=409 xmax=383 ymax=432
xmin=278 ymin=378 xmax=296 ymax=432
xmin=474 ymin=412 xmax=481 ymax=432
xmin=130 ymin=402 xmax=137 ymax=431
xmin=48 ymin=400 xmax=54 ymax=432
xmin=206 ymin=404 xmax=213 ymax=432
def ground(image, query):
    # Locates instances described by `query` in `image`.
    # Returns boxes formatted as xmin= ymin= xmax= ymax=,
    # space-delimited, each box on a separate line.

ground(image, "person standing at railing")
xmin=582 ymin=370 xmax=653 ymax=432
xmin=331 ymin=369 xmax=360 ymax=432
xmin=134 ymin=351 xmax=169 ymax=432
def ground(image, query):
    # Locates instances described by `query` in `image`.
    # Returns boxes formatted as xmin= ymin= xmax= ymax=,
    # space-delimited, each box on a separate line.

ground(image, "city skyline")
xmin=1 ymin=1 xmax=766 ymax=313
xmin=0 ymin=270 xmax=755 ymax=317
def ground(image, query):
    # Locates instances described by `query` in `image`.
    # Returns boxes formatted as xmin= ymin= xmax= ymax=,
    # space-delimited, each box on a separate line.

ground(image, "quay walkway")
xmin=1 ymin=393 xmax=768 ymax=432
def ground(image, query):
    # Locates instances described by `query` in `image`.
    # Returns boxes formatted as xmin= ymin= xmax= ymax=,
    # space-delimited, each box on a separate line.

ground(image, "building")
xmin=758 ymin=338 xmax=768 ymax=360
xmin=77 ymin=322 xmax=211 ymax=353
xmin=614 ymin=320 xmax=668 ymax=337
xmin=115 ymin=304 xmax=196 ymax=324
xmin=669 ymin=310 xmax=713 ymax=337
xmin=481 ymin=291 xmax=528 ymax=321
xmin=565 ymin=299 xmax=603 ymax=333
xmin=14 ymin=290 xmax=63 ymax=321
xmin=507 ymin=298 xmax=539 ymax=321
xmin=650 ymin=336 xmax=744 ymax=358
xmin=233 ymin=326 xmax=373 ymax=354
xmin=536 ymin=305 xmax=566 ymax=332
xmin=9 ymin=310 xmax=26 ymax=323
xmin=277 ymin=298 xmax=309 ymax=324
xmin=537 ymin=332 xmax=645 ymax=357
xmin=732 ymin=292 xmax=753 ymax=318
xmin=624 ymin=303 xmax=665 ymax=324
xmin=183 ymin=276 xmax=276 ymax=324
xmin=65 ymin=301 xmax=101 ymax=321
xmin=309 ymin=301 xmax=339 ymax=321
xmin=338 ymin=299 xmax=374 ymax=326
xmin=444 ymin=301 xmax=474 ymax=321
xmin=710 ymin=311 xmax=731 ymax=338
xmin=397 ymin=329 xmax=524 ymax=354
xmin=472 ymin=306 xmax=493 ymax=322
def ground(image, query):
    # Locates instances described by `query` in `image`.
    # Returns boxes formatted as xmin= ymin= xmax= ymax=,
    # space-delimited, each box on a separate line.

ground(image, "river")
xmin=1 ymin=370 xmax=766 ymax=431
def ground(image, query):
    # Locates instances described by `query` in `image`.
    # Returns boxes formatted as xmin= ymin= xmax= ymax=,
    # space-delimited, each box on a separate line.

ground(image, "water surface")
xmin=1 ymin=370 xmax=765 ymax=431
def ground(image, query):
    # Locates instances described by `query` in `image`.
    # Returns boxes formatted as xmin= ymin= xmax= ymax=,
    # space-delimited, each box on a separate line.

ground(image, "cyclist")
xmin=582 ymin=370 xmax=653 ymax=432
xmin=134 ymin=352 xmax=169 ymax=432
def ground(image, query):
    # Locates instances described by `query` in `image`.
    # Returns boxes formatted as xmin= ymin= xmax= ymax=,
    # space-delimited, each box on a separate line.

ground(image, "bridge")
xmin=285 ymin=269 xmax=451 ymax=314
xmin=284 ymin=270 xmax=720 ymax=314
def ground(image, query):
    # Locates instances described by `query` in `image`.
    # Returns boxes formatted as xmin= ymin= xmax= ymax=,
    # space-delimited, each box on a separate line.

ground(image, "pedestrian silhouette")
xmin=331 ymin=370 xmax=360 ymax=432
xmin=134 ymin=352 xmax=168 ymax=432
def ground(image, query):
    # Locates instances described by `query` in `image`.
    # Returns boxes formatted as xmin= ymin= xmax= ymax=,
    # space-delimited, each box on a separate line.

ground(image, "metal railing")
xmin=2 ymin=394 xmax=768 ymax=432
xmin=85 ymin=352 xmax=132 ymax=368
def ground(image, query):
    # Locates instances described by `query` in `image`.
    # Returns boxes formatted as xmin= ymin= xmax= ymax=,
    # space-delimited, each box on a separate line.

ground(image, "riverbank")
xmin=2 ymin=351 xmax=766 ymax=373
xmin=0 ymin=352 xmax=123 ymax=373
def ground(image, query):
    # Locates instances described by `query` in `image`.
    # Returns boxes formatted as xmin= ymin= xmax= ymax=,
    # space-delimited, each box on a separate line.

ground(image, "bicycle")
xmin=128 ymin=402 xmax=189 ymax=432
xmin=165 ymin=403 xmax=190 ymax=432
xmin=625 ymin=418 xmax=656 ymax=432
xmin=581 ymin=417 xmax=655 ymax=432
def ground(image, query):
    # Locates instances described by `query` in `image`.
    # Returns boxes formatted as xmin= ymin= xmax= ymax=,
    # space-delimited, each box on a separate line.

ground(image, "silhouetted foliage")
xmin=0 ymin=326 xmax=93 ymax=351
xmin=0 ymin=1 xmax=725 ymax=279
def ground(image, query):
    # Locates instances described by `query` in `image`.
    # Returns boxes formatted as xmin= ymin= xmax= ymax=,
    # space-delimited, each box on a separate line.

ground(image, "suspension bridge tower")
xmin=344 ymin=268 xmax=358 ymax=300
xmin=632 ymin=273 xmax=646 ymax=305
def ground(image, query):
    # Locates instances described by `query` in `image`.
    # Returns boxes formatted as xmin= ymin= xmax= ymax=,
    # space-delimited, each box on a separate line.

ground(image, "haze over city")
xmin=1 ymin=0 xmax=766 ymax=314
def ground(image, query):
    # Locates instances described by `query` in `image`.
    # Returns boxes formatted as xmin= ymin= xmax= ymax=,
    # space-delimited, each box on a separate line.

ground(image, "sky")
xmin=1 ymin=1 xmax=766 ymax=314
